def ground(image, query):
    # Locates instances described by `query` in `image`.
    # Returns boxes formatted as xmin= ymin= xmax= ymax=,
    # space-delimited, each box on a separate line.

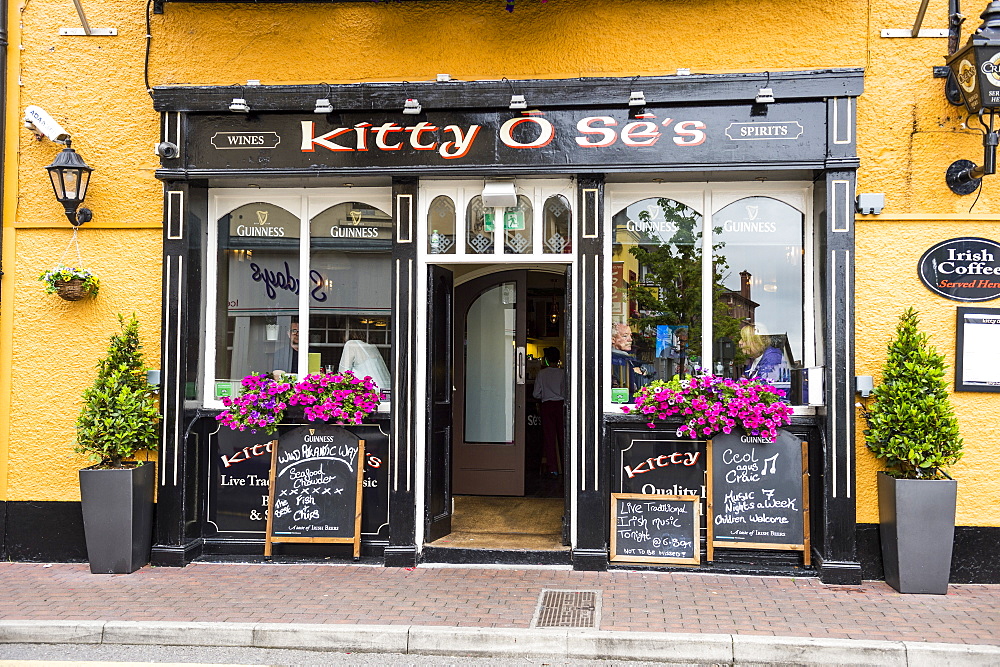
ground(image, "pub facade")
xmin=148 ymin=72 xmax=860 ymax=581
xmin=1 ymin=0 xmax=998 ymax=585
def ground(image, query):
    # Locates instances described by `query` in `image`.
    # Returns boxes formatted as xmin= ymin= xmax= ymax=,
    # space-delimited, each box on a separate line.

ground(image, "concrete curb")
xmin=1 ymin=620 xmax=999 ymax=665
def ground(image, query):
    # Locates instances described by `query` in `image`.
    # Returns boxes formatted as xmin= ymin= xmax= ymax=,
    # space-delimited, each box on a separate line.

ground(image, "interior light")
xmin=755 ymin=87 xmax=775 ymax=104
xmin=403 ymin=98 xmax=422 ymax=115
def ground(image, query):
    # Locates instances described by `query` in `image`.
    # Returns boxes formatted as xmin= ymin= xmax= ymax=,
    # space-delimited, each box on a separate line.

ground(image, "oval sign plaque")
xmin=918 ymin=237 xmax=1000 ymax=301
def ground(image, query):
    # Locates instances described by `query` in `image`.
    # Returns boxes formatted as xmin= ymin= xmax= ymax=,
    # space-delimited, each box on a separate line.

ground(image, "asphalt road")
xmin=0 ymin=643 xmax=663 ymax=666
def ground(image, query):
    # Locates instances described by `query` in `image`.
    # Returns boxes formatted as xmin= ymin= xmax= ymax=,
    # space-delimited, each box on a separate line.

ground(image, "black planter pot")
xmin=79 ymin=462 xmax=155 ymax=574
xmin=877 ymin=472 xmax=957 ymax=594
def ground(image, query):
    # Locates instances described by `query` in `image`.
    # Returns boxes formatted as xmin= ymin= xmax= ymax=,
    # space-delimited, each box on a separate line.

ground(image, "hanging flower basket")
xmin=54 ymin=278 xmax=89 ymax=301
xmin=39 ymin=265 xmax=100 ymax=301
xmin=40 ymin=267 xmax=100 ymax=300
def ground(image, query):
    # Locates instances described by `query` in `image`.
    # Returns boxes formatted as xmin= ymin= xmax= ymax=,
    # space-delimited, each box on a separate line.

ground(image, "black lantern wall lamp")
xmin=45 ymin=140 xmax=93 ymax=225
xmin=946 ymin=1 xmax=1000 ymax=194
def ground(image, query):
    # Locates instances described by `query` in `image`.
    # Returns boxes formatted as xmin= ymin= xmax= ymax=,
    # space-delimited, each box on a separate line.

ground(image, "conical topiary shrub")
xmin=76 ymin=314 xmax=160 ymax=468
xmin=860 ymin=307 xmax=963 ymax=478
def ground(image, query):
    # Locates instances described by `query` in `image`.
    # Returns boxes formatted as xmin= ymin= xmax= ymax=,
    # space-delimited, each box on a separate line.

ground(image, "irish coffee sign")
xmin=919 ymin=237 xmax=1000 ymax=302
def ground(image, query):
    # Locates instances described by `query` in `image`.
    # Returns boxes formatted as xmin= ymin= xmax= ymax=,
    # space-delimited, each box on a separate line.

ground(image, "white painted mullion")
xmin=298 ymin=193 xmax=310 ymax=378
xmin=702 ymin=189 xmax=714 ymax=372
xmin=204 ymin=196 xmax=220 ymax=407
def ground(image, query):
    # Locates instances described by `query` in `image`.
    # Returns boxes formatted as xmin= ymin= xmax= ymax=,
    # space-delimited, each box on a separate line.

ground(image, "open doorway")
xmin=425 ymin=266 xmax=570 ymax=552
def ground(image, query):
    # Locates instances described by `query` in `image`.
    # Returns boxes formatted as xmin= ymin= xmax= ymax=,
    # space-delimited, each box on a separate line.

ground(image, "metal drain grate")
xmin=531 ymin=589 xmax=601 ymax=628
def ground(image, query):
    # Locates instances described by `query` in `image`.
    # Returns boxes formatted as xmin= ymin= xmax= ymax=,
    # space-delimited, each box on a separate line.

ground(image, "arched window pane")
xmin=427 ymin=195 xmax=456 ymax=254
xmin=543 ymin=194 xmax=571 ymax=254
xmin=466 ymin=195 xmax=494 ymax=254
xmin=503 ymin=195 xmax=533 ymax=254
xmin=308 ymin=201 xmax=393 ymax=390
xmin=713 ymin=197 xmax=803 ymax=394
xmin=610 ymin=197 xmax=704 ymax=403
xmin=310 ymin=201 xmax=393 ymax=241
xmin=465 ymin=283 xmax=515 ymax=443
xmin=215 ymin=202 xmax=300 ymax=386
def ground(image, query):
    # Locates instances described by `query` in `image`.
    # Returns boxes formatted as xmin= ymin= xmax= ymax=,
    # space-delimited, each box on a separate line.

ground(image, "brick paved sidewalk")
xmin=0 ymin=562 xmax=996 ymax=646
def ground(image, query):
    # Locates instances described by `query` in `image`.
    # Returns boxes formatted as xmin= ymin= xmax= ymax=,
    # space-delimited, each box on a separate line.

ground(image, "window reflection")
xmin=713 ymin=197 xmax=803 ymax=393
xmin=212 ymin=198 xmax=395 ymax=402
xmin=611 ymin=198 xmax=713 ymax=402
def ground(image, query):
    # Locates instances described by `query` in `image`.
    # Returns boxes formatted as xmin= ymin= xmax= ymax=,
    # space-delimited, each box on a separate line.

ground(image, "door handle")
xmin=516 ymin=346 xmax=526 ymax=385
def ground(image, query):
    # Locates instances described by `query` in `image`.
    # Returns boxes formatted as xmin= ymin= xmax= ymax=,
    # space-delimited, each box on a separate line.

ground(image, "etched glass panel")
xmin=466 ymin=195 xmax=495 ymax=254
xmin=503 ymin=195 xmax=533 ymax=254
xmin=543 ymin=194 xmax=571 ymax=254
xmin=427 ymin=195 xmax=456 ymax=255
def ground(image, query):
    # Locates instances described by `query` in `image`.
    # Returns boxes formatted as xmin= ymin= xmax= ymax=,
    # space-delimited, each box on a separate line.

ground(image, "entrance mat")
xmin=531 ymin=589 xmax=602 ymax=629
xmin=428 ymin=496 xmax=567 ymax=551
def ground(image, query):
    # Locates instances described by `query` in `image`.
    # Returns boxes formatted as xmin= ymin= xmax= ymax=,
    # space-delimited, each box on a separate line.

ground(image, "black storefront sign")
xmin=184 ymin=103 xmax=826 ymax=172
xmin=208 ymin=422 xmax=390 ymax=541
xmin=614 ymin=431 xmax=706 ymax=498
xmin=918 ymin=237 xmax=1000 ymax=302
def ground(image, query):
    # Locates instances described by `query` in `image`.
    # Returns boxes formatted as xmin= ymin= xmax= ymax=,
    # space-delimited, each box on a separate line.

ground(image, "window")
xmin=607 ymin=185 xmax=811 ymax=407
xmin=420 ymin=179 xmax=574 ymax=262
xmin=208 ymin=189 xmax=393 ymax=407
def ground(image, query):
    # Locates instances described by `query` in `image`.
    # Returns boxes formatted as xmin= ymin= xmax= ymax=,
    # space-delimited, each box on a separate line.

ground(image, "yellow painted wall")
xmin=854 ymin=217 xmax=1000 ymax=525
xmin=1 ymin=0 xmax=997 ymax=529
xmin=1 ymin=0 xmax=162 ymax=502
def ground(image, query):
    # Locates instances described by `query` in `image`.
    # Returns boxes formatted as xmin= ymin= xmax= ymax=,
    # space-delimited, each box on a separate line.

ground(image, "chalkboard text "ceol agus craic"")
xmin=721 ymin=448 xmax=764 ymax=484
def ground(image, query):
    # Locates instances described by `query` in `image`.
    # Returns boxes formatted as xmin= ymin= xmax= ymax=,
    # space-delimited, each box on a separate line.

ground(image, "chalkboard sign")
xmin=707 ymin=430 xmax=809 ymax=565
xmin=264 ymin=425 xmax=365 ymax=558
xmin=610 ymin=493 xmax=700 ymax=565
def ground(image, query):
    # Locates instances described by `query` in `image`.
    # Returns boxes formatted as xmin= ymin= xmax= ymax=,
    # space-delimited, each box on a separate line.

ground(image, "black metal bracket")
xmin=947 ymin=159 xmax=983 ymax=194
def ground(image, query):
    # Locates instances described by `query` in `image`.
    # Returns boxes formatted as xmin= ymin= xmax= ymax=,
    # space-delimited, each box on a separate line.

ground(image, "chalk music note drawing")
xmin=761 ymin=453 xmax=779 ymax=476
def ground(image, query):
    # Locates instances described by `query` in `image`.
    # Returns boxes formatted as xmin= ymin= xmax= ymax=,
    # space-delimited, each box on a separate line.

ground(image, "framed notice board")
xmin=265 ymin=425 xmax=365 ymax=558
xmin=706 ymin=430 xmax=809 ymax=565
xmin=956 ymin=307 xmax=1000 ymax=392
xmin=610 ymin=493 xmax=700 ymax=565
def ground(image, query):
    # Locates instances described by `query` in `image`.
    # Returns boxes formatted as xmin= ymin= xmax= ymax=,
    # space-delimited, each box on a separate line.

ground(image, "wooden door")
xmin=426 ymin=265 xmax=454 ymax=541
xmin=453 ymin=271 xmax=527 ymax=496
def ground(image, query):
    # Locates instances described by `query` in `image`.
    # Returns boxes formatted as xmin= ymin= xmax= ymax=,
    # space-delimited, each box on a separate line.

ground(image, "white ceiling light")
xmin=482 ymin=180 xmax=518 ymax=208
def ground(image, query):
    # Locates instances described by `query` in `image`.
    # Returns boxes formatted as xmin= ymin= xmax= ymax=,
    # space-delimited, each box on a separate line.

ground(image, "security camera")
xmin=155 ymin=142 xmax=179 ymax=159
xmin=24 ymin=105 xmax=70 ymax=143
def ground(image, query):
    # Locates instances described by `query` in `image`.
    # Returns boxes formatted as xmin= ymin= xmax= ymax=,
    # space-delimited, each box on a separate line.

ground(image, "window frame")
xmin=418 ymin=178 xmax=576 ymax=264
xmin=205 ymin=187 xmax=393 ymax=411
xmin=603 ymin=181 xmax=815 ymax=415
